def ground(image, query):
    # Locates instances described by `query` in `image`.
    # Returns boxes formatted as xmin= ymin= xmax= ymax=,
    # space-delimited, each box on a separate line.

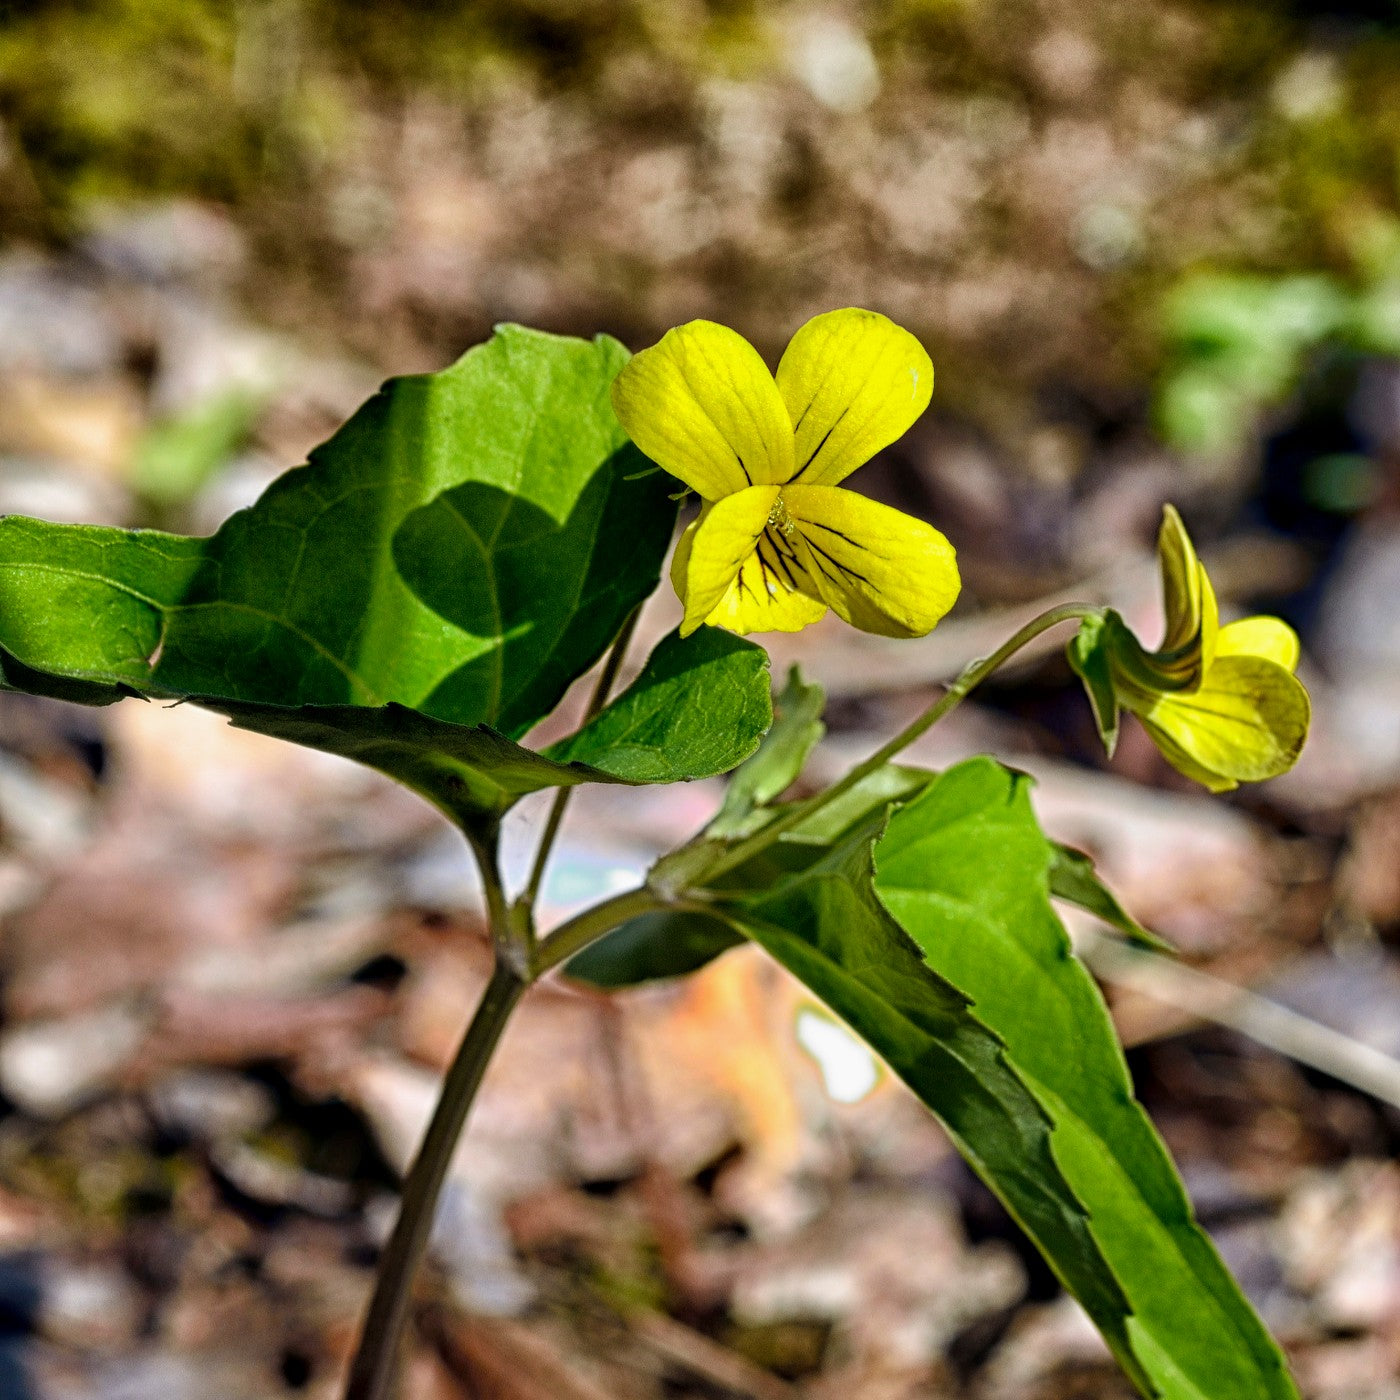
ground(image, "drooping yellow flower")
xmin=1069 ymin=506 xmax=1310 ymax=792
xmin=610 ymin=308 xmax=960 ymax=638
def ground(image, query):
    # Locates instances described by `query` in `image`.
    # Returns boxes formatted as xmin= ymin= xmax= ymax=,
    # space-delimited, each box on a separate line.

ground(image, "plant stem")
xmin=467 ymin=825 xmax=532 ymax=975
xmin=467 ymin=829 xmax=508 ymax=940
xmin=520 ymin=606 xmax=642 ymax=912
xmin=344 ymin=842 xmax=667 ymax=1399
xmin=342 ymin=601 xmax=1097 ymax=1399
xmin=343 ymin=958 xmax=526 ymax=1400
xmin=532 ymin=885 xmax=670 ymax=975
xmin=702 ymin=602 xmax=1095 ymax=883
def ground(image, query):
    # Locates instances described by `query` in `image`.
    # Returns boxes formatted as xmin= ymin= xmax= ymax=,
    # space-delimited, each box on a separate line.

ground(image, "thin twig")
xmin=428 ymin=1308 xmax=617 ymax=1400
xmin=1082 ymin=932 xmax=1400 ymax=1112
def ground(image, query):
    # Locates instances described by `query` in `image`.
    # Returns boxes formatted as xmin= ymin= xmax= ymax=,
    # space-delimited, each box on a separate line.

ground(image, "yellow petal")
xmin=1138 ymin=655 xmax=1310 ymax=786
xmin=703 ymin=566 xmax=829 ymax=636
xmin=1148 ymin=506 xmax=1215 ymax=669
xmin=774 ymin=308 xmax=933 ymax=488
xmin=1138 ymin=720 xmax=1240 ymax=794
xmin=1151 ymin=505 xmax=1217 ymax=685
xmin=1199 ymin=562 xmax=1219 ymax=671
xmin=783 ymin=484 xmax=959 ymax=638
xmin=611 ymin=321 xmax=794 ymax=500
xmin=1157 ymin=505 xmax=1204 ymax=655
xmin=672 ymin=499 xmax=827 ymax=635
xmin=1216 ymin=615 xmax=1300 ymax=672
xmin=669 ymin=515 xmax=700 ymax=603
xmin=676 ymin=485 xmax=781 ymax=635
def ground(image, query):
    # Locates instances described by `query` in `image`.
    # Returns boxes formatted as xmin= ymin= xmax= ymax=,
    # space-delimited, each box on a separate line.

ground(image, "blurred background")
xmin=3 ymin=1 xmax=1400 ymax=1396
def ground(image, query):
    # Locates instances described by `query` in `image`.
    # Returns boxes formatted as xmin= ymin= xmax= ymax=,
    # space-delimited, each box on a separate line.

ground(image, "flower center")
xmin=767 ymin=494 xmax=796 ymax=539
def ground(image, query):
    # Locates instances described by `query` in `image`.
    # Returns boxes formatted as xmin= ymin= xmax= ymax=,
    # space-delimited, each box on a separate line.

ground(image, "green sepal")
xmin=1067 ymin=611 xmax=1121 ymax=756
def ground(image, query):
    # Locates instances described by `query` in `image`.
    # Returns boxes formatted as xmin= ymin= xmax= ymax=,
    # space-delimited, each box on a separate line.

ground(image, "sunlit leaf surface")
xmin=0 ymin=327 xmax=770 ymax=819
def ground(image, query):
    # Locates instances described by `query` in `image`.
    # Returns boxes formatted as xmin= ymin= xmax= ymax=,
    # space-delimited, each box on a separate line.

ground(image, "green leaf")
xmin=767 ymin=764 xmax=930 ymax=849
xmin=705 ymin=764 xmax=934 ymax=893
xmin=728 ymin=805 xmax=1149 ymax=1393
xmin=709 ymin=666 xmax=825 ymax=837
xmin=547 ymin=629 xmax=772 ymax=784
xmin=196 ymin=630 xmax=774 ymax=821
xmin=1049 ymin=842 xmax=1174 ymax=953
xmin=874 ymin=758 xmax=1297 ymax=1400
xmin=565 ymin=909 xmax=744 ymax=988
xmin=203 ymin=698 xmax=637 ymax=819
xmin=0 ymin=326 xmax=680 ymax=820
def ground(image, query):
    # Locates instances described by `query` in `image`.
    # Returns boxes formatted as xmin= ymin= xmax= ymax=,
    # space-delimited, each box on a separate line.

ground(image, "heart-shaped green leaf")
xmin=0 ymin=326 xmax=714 ymax=822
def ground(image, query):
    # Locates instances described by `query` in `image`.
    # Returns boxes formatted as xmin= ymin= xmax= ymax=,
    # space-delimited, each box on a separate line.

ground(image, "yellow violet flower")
xmin=610 ymin=308 xmax=960 ymax=638
xmin=1069 ymin=506 xmax=1310 ymax=792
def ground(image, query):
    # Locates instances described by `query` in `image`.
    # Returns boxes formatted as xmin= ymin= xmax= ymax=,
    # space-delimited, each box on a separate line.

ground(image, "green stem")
xmin=520 ymin=606 xmax=642 ymax=912
xmin=344 ymin=861 xmax=665 ymax=1400
xmin=702 ymin=602 xmax=1095 ymax=883
xmin=343 ymin=958 xmax=526 ymax=1400
xmin=468 ymin=826 xmax=529 ymax=974
xmin=532 ymin=885 xmax=668 ymax=976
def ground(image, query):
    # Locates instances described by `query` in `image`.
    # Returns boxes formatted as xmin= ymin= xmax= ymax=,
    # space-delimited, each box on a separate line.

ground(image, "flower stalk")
xmin=520 ymin=604 xmax=642 ymax=913
xmin=699 ymin=601 xmax=1096 ymax=883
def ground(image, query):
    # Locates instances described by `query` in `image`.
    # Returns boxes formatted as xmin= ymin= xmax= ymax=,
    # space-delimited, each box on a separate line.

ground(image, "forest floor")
xmin=2 ymin=192 xmax=1400 ymax=1399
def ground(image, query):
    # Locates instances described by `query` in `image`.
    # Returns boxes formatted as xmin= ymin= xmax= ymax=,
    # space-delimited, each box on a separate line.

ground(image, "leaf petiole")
xmin=533 ymin=886 xmax=677 ymax=975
